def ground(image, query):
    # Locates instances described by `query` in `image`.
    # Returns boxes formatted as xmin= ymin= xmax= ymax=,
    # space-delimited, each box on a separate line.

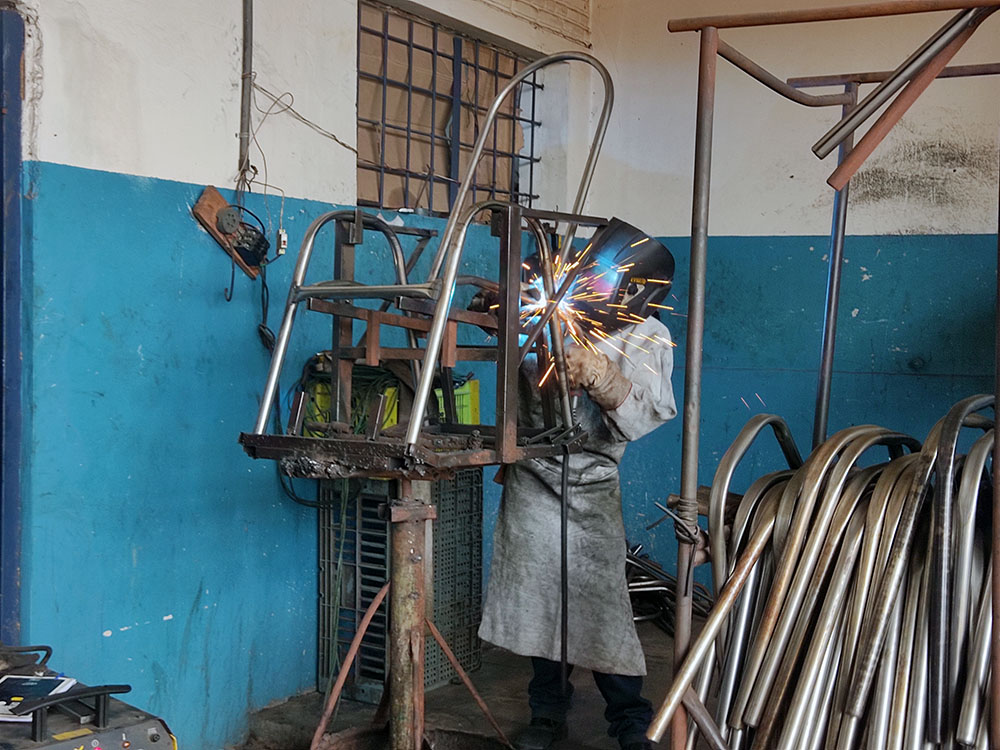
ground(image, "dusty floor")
xmin=240 ymin=623 xmax=676 ymax=749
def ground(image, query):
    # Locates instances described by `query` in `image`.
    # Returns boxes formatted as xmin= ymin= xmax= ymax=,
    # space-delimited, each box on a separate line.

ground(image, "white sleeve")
xmin=602 ymin=325 xmax=677 ymax=442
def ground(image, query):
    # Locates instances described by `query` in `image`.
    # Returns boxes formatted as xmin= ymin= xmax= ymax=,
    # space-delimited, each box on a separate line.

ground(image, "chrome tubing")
xmin=927 ymin=394 xmax=994 ymax=740
xmin=647 ymin=495 xmax=779 ymax=743
xmin=812 ymin=8 xmax=986 ymax=158
xmin=950 ymin=430 xmax=994 ymax=718
xmin=730 ymin=424 xmax=881 ymax=729
xmin=753 ymin=464 xmax=883 ymax=749
xmin=408 ymin=51 xmax=614 ymax=452
xmin=253 ymin=210 xmax=415 ymax=435
xmin=956 ymin=558 xmax=993 ymax=746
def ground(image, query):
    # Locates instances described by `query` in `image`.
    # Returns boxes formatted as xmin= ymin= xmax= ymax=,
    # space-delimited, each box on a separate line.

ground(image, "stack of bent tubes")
xmin=649 ymin=394 xmax=995 ymax=749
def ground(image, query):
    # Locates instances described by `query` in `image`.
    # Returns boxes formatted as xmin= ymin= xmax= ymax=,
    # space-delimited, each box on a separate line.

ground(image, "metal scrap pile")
xmin=650 ymin=395 xmax=995 ymax=749
xmin=627 ymin=546 xmax=713 ymax=637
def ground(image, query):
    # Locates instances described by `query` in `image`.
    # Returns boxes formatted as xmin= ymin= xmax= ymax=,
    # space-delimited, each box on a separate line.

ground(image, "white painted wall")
xmin=19 ymin=0 xmax=589 ymax=210
xmin=19 ymin=0 xmax=999 ymax=235
xmin=586 ymin=0 xmax=1000 ymax=235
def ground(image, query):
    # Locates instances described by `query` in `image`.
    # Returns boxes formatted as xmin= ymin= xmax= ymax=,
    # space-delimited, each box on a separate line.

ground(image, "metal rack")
xmin=655 ymin=3 xmax=999 ymax=748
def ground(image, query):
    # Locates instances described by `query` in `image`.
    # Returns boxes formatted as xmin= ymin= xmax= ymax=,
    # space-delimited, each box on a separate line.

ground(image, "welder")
xmin=477 ymin=219 xmax=678 ymax=750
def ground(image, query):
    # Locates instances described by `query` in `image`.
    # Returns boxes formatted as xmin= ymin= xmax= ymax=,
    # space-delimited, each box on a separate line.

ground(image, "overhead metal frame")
xmin=657 ymin=3 xmax=1000 ymax=747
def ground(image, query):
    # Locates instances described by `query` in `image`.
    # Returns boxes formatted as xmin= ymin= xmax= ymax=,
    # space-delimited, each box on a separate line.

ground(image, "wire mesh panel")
xmin=318 ymin=469 xmax=483 ymax=700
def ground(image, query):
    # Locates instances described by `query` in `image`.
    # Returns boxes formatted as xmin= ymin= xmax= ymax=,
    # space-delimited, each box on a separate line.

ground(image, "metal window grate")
xmin=357 ymin=0 xmax=541 ymax=214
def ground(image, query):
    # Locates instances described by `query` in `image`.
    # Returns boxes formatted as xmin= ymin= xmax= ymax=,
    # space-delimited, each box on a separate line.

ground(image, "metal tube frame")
xmin=663 ymin=9 xmax=1000 ymax=748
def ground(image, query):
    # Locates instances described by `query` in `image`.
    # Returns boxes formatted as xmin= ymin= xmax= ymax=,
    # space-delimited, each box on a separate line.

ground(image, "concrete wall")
xmin=587 ymin=0 xmax=1000 ymax=236
xmin=6 ymin=0 xmax=997 ymax=748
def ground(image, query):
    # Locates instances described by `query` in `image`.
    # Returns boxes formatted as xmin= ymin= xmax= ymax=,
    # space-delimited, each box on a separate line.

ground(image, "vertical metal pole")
xmin=673 ymin=26 xmax=718 ymax=750
xmin=0 ymin=9 xmax=23 ymax=645
xmin=991 ymin=143 xmax=1000 ymax=750
xmin=496 ymin=205 xmax=522 ymax=463
xmin=388 ymin=480 xmax=431 ymax=750
xmin=812 ymin=83 xmax=859 ymax=449
xmin=238 ymin=0 xmax=253 ymax=177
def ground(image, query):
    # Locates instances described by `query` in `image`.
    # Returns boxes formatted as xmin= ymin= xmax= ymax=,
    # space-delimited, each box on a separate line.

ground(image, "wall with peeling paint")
xmin=587 ymin=0 xmax=1000 ymax=236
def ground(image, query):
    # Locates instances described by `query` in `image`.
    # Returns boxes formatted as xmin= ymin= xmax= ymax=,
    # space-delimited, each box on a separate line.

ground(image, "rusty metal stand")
xmin=387 ymin=480 xmax=435 ymax=750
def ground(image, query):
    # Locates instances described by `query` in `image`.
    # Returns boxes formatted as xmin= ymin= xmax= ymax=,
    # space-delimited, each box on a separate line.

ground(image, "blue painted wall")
xmin=14 ymin=162 xmax=995 ymax=747
xmin=621 ymin=233 xmax=996 ymax=577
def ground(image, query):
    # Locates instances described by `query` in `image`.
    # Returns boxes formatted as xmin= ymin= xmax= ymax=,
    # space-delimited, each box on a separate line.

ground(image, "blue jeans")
xmin=527 ymin=657 xmax=653 ymax=747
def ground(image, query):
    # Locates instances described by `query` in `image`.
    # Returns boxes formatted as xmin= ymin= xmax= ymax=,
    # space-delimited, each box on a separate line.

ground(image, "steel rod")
xmin=669 ymin=1 xmax=1000 ymax=33
xmin=310 ymin=582 xmax=391 ymax=750
xmin=409 ymin=51 xmax=613 ymax=452
xmin=788 ymin=61 xmax=1000 ymax=88
xmin=648 ymin=497 xmax=777 ymax=742
xmin=672 ymin=25 xmax=718 ymax=750
xmin=991 ymin=139 xmax=1000 ymax=750
xmin=827 ymin=17 xmax=985 ymax=190
xmin=813 ymin=85 xmax=858 ymax=448
xmin=238 ymin=0 xmax=253 ymax=176
xmin=813 ymin=7 xmax=985 ymax=158
xmin=425 ymin=618 xmax=514 ymax=748
xmin=717 ymin=41 xmax=854 ymax=108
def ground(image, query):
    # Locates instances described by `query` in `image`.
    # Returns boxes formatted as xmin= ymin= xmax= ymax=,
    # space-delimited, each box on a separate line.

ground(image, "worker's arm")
xmin=565 ymin=327 xmax=677 ymax=442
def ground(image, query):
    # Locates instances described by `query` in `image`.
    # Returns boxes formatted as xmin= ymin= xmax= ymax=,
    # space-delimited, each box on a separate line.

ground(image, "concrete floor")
xmin=241 ymin=622 xmax=675 ymax=749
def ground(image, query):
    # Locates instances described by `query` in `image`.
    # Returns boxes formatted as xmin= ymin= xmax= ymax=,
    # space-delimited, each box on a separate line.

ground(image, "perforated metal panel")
xmin=318 ymin=470 xmax=482 ymax=701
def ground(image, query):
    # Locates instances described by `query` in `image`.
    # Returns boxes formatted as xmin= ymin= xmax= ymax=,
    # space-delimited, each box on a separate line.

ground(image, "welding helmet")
xmin=571 ymin=218 xmax=675 ymax=331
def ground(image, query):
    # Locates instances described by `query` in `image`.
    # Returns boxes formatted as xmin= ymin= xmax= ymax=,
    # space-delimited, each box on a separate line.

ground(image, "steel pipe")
xmin=827 ymin=13 xmax=991 ymax=190
xmin=927 ymin=394 xmax=994 ymax=740
xmin=717 ymin=41 xmax=854 ymax=108
xmin=409 ymin=51 xmax=614 ymax=452
xmin=813 ymin=85 xmax=858 ymax=448
xmin=776 ymin=506 xmax=865 ymax=750
xmin=813 ymin=8 xmax=986 ymax=158
xmin=731 ymin=424 xmax=880 ymax=729
xmin=956 ymin=559 xmax=992 ymax=746
xmin=672 ymin=27 xmax=719 ymax=750
xmin=253 ymin=211 xmax=417 ymax=434
xmin=668 ymin=0 xmax=1000 ymax=32
xmin=647 ymin=495 xmax=778 ymax=743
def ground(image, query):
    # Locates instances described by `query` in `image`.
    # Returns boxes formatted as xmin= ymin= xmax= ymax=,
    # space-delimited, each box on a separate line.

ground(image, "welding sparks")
xmin=741 ymin=397 xmax=750 ymax=409
xmin=756 ymin=393 xmax=766 ymax=406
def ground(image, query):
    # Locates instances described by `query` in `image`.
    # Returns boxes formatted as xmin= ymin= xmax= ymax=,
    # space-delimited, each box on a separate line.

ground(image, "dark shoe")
xmin=515 ymin=717 xmax=568 ymax=750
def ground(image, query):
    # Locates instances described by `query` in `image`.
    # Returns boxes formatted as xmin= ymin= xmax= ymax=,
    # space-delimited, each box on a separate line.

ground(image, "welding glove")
xmin=564 ymin=345 xmax=631 ymax=411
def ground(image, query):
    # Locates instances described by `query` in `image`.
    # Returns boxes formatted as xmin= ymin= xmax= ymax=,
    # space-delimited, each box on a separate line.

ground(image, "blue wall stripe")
xmin=15 ymin=160 xmax=997 ymax=747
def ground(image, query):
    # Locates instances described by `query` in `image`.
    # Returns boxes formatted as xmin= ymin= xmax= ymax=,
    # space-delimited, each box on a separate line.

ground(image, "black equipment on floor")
xmin=0 ymin=645 xmax=174 ymax=750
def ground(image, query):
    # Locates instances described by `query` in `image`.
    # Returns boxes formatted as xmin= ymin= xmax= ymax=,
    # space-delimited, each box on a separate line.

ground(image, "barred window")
xmin=357 ymin=1 xmax=541 ymax=214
